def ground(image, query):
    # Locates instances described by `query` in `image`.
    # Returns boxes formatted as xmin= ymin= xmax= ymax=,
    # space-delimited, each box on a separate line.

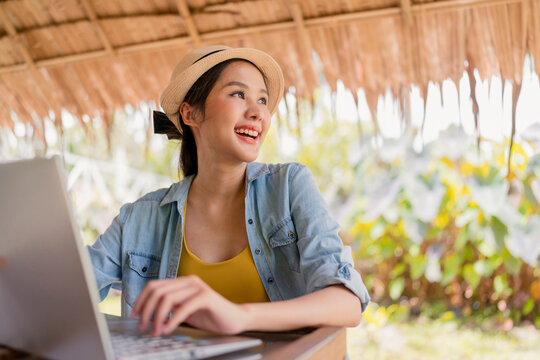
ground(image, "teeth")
xmin=235 ymin=129 xmax=259 ymax=137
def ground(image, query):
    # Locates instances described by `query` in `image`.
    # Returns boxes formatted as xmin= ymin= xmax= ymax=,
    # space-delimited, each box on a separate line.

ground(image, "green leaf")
xmin=454 ymin=228 xmax=469 ymax=250
xmin=524 ymin=181 xmax=539 ymax=206
xmin=491 ymin=216 xmax=507 ymax=250
xmin=389 ymin=277 xmax=405 ymax=300
xmin=441 ymin=254 xmax=462 ymax=286
xmin=473 ymin=260 xmax=494 ymax=277
xmin=379 ymin=236 xmax=397 ymax=259
xmin=409 ymin=244 xmax=420 ymax=257
xmin=464 ymin=245 xmax=475 ymax=261
xmin=462 ymin=264 xmax=481 ymax=288
xmin=523 ymin=298 xmax=535 ymax=315
xmin=409 ymin=255 xmax=427 ymax=280
xmin=425 ymin=226 xmax=443 ymax=241
xmin=502 ymin=250 xmax=522 ymax=275
xmin=493 ymin=274 xmax=511 ymax=296
xmin=391 ymin=263 xmax=406 ymax=278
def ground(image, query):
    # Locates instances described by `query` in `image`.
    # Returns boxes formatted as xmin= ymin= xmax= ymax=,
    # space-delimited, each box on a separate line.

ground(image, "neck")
xmin=190 ymin=161 xmax=247 ymax=204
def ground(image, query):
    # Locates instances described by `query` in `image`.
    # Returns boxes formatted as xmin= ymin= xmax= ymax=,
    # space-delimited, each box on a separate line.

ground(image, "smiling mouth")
xmin=234 ymin=128 xmax=260 ymax=140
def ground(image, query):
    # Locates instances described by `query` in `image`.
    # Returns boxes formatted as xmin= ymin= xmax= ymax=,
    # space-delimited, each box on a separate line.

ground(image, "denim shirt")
xmin=88 ymin=162 xmax=370 ymax=317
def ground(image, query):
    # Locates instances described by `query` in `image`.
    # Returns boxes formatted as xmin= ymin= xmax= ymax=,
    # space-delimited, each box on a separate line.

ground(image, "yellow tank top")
xmin=177 ymin=199 xmax=269 ymax=304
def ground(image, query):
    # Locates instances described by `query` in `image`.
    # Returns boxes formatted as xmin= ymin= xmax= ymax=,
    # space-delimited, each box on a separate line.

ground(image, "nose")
xmin=245 ymin=99 xmax=263 ymax=121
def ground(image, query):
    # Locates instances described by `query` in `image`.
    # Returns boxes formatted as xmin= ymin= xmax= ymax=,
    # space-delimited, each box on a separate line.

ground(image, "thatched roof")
xmin=0 ymin=0 xmax=538 ymax=135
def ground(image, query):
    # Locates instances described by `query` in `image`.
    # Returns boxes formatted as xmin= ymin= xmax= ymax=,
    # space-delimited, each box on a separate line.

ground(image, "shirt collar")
xmin=159 ymin=175 xmax=194 ymax=207
xmin=158 ymin=162 xmax=269 ymax=207
xmin=246 ymin=162 xmax=270 ymax=183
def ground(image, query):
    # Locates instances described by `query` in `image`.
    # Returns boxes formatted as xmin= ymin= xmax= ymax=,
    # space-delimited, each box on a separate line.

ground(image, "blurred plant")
xmin=345 ymin=124 xmax=540 ymax=327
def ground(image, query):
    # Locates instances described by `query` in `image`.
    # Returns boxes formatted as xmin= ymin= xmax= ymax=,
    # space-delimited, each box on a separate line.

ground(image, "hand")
xmin=130 ymin=275 xmax=250 ymax=336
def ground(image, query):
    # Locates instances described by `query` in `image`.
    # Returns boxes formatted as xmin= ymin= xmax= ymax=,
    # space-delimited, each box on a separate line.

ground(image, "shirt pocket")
xmin=268 ymin=217 xmax=301 ymax=273
xmin=123 ymin=251 xmax=161 ymax=306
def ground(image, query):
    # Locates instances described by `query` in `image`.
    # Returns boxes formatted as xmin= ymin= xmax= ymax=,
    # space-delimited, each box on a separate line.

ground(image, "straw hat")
xmin=157 ymin=45 xmax=284 ymax=137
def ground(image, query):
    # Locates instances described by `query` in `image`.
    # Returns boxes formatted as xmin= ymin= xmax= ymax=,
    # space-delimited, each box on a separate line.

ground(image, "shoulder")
xmin=117 ymin=176 xmax=191 ymax=221
xmin=249 ymin=162 xmax=318 ymax=203
xmin=250 ymin=162 xmax=311 ymax=183
xmin=266 ymin=162 xmax=306 ymax=175
xmin=133 ymin=187 xmax=171 ymax=204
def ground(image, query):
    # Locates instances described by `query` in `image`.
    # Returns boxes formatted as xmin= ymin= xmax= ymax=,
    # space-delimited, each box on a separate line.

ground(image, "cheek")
xmin=262 ymin=112 xmax=271 ymax=131
xmin=208 ymin=96 xmax=239 ymax=115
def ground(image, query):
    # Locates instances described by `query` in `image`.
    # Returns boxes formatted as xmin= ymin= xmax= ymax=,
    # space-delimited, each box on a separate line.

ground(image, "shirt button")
xmin=142 ymin=266 xmax=147 ymax=273
xmin=255 ymin=248 xmax=261 ymax=255
xmin=267 ymin=277 xmax=274 ymax=284
xmin=288 ymin=231 xmax=295 ymax=239
xmin=248 ymin=219 xmax=253 ymax=225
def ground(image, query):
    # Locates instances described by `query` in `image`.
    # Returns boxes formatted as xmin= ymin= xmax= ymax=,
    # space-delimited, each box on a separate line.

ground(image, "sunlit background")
xmin=2 ymin=51 xmax=540 ymax=358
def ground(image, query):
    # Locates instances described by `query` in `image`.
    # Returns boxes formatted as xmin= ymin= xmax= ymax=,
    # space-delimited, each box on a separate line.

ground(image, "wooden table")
xmin=252 ymin=326 xmax=347 ymax=360
xmin=0 ymin=326 xmax=347 ymax=360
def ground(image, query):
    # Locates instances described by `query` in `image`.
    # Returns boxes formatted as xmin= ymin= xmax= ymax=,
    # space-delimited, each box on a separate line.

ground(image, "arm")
xmin=241 ymin=284 xmax=362 ymax=330
xmin=131 ymin=277 xmax=360 ymax=337
xmin=87 ymin=205 xmax=126 ymax=301
xmin=288 ymin=164 xmax=370 ymax=312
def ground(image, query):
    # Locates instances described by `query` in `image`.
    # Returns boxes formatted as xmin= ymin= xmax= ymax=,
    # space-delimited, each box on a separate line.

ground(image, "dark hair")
xmin=172 ymin=59 xmax=267 ymax=177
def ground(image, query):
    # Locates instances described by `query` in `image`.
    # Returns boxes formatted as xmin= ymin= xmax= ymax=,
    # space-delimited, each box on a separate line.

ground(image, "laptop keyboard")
xmin=111 ymin=331 xmax=211 ymax=360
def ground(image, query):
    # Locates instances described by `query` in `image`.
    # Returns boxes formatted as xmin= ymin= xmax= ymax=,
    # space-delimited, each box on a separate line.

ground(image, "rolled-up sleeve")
xmin=289 ymin=164 xmax=370 ymax=312
xmin=86 ymin=203 xmax=130 ymax=301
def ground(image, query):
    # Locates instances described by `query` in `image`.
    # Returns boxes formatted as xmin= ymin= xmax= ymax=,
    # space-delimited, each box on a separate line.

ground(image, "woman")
xmin=88 ymin=45 xmax=370 ymax=337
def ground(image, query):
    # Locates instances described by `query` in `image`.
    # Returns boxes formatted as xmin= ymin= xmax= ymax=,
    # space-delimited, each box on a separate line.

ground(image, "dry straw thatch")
xmin=0 ymin=0 xmax=538 ymax=138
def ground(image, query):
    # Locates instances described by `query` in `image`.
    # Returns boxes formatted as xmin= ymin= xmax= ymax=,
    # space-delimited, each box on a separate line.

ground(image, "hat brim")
xmin=160 ymin=48 xmax=284 ymax=134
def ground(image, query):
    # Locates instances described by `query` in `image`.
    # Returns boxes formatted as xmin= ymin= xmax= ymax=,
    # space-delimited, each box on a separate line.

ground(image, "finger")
xmin=152 ymin=286 xmax=201 ymax=336
xmin=162 ymin=289 xmax=207 ymax=335
xmin=131 ymin=279 xmax=171 ymax=317
xmin=133 ymin=275 xmax=201 ymax=317
xmin=138 ymin=280 xmax=193 ymax=331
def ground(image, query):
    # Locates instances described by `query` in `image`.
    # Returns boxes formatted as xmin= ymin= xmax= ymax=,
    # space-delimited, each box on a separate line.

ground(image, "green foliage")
xmin=262 ymin=109 xmax=540 ymax=325
xmin=3 ymin=96 xmax=540 ymax=326
xmin=389 ymin=278 xmax=405 ymax=300
xmin=342 ymin=128 xmax=540 ymax=324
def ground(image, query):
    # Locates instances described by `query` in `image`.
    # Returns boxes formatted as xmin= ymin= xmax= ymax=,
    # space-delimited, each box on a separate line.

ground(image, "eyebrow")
xmin=223 ymin=81 xmax=268 ymax=95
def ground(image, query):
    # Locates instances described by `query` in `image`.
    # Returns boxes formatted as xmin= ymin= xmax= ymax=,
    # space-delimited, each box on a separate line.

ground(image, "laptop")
xmin=0 ymin=157 xmax=262 ymax=360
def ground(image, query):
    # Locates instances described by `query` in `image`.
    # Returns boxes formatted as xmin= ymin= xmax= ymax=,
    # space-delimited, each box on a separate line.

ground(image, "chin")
xmin=240 ymin=154 xmax=259 ymax=163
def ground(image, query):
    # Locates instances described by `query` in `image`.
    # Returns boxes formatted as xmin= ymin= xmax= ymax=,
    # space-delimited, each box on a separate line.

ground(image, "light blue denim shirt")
xmin=88 ymin=162 xmax=370 ymax=317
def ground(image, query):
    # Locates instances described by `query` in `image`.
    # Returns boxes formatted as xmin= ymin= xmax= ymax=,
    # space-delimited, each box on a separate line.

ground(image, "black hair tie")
xmin=153 ymin=110 xmax=182 ymax=140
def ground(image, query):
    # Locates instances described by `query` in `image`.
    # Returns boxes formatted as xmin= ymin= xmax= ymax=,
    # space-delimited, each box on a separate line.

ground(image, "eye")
xmin=258 ymin=97 xmax=268 ymax=105
xmin=231 ymin=91 xmax=245 ymax=99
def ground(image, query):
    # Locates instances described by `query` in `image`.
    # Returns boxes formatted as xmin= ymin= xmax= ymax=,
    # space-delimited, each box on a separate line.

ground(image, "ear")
xmin=179 ymin=102 xmax=200 ymax=128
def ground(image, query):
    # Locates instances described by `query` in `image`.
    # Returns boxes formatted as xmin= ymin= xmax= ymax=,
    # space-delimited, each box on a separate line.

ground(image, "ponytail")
xmin=179 ymin=119 xmax=197 ymax=177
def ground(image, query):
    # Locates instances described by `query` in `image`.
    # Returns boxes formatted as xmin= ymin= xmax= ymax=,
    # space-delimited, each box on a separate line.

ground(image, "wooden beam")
xmin=0 ymin=3 xmax=36 ymax=69
xmin=118 ymin=37 xmax=190 ymax=55
xmin=400 ymin=0 xmax=413 ymax=26
xmin=304 ymin=0 xmax=522 ymax=29
xmin=175 ymin=0 xmax=202 ymax=48
xmin=0 ymin=0 xmax=524 ymax=74
xmin=411 ymin=0 xmax=521 ymax=13
xmin=80 ymin=0 xmax=115 ymax=55
xmin=37 ymin=50 xmax=109 ymax=68
xmin=287 ymin=0 xmax=318 ymax=90
xmin=0 ymin=63 xmax=26 ymax=74
xmin=201 ymin=21 xmax=295 ymax=40
xmin=289 ymin=1 xmax=313 ymax=58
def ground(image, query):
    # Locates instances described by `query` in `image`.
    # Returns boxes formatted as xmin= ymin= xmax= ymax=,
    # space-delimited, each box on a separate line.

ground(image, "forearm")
xmin=240 ymin=285 xmax=362 ymax=332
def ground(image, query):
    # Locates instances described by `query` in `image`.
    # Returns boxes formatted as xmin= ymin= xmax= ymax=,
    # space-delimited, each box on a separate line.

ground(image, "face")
xmin=183 ymin=61 xmax=271 ymax=164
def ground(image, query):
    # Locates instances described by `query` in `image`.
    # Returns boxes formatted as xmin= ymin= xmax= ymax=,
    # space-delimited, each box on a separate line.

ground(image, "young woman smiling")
xmin=88 ymin=45 xmax=370 ymax=337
